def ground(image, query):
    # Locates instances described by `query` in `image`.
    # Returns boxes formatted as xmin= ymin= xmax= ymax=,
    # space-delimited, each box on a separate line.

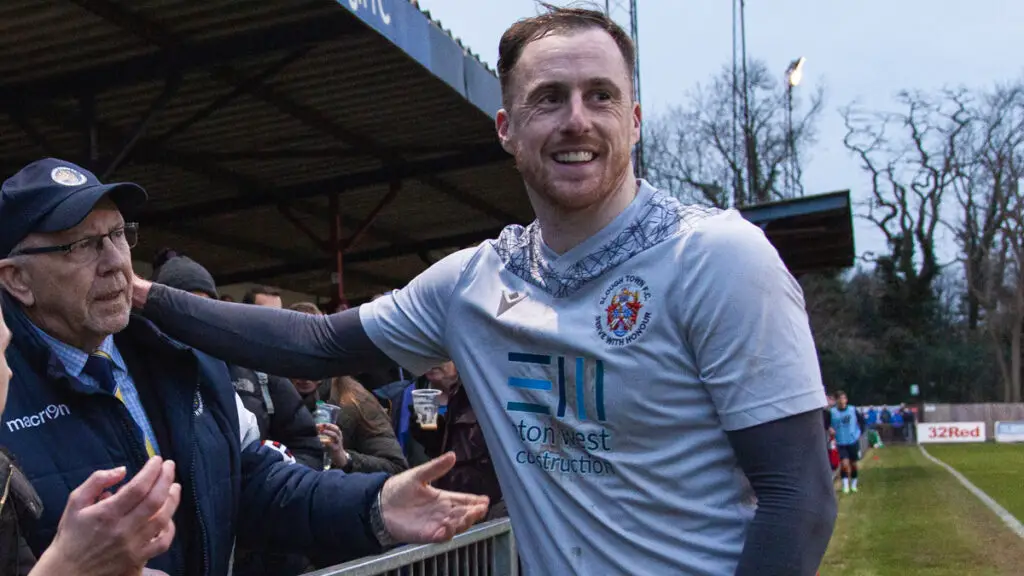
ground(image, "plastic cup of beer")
xmin=412 ymin=389 xmax=442 ymax=430
xmin=313 ymin=402 xmax=342 ymax=443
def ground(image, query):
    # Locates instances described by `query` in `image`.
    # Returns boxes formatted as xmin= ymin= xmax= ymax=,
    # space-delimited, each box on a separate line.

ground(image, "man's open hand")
xmin=32 ymin=456 xmax=181 ymax=576
xmin=379 ymin=452 xmax=490 ymax=543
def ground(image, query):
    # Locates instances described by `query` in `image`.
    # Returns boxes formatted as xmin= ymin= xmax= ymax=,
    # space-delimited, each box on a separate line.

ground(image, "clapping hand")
xmin=380 ymin=452 xmax=490 ymax=543
xmin=30 ymin=456 xmax=180 ymax=576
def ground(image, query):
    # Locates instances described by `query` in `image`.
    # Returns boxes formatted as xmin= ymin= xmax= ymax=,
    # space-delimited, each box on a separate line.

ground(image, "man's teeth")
xmin=554 ymin=151 xmax=594 ymax=163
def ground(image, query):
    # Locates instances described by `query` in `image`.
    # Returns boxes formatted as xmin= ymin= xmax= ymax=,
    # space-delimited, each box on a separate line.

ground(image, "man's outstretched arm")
xmin=134 ymin=249 xmax=470 ymax=380
xmin=136 ymin=279 xmax=391 ymax=379
xmin=727 ymin=410 xmax=837 ymax=576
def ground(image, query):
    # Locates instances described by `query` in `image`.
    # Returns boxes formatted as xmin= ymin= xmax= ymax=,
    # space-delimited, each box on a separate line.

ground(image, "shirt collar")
xmin=30 ymin=324 xmax=126 ymax=378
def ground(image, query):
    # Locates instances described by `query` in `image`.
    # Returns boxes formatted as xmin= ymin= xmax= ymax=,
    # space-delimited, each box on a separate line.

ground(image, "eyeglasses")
xmin=11 ymin=223 xmax=139 ymax=265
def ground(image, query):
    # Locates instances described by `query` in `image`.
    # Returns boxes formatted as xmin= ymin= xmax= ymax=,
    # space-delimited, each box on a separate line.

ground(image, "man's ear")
xmin=0 ymin=259 xmax=34 ymax=307
xmin=496 ymin=108 xmax=514 ymax=155
xmin=630 ymin=100 xmax=642 ymax=147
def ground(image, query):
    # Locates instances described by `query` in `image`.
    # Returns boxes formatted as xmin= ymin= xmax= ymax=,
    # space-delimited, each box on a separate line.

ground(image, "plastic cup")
xmin=314 ymin=402 xmax=341 ymax=427
xmin=412 ymin=389 xmax=442 ymax=430
xmin=313 ymin=402 xmax=342 ymax=468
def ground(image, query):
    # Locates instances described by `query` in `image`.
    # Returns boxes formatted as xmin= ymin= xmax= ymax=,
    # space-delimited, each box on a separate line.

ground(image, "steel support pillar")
xmin=329 ymin=193 xmax=346 ymax=310
xmin=79 ymin=94 xmax=99 ymax=169
xmin=341 ymin=181 xmax=401 ymax=252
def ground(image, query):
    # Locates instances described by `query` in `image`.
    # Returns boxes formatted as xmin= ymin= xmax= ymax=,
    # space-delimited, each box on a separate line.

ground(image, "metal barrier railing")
xmin=306 ymin=518 xmax=518 ymax=576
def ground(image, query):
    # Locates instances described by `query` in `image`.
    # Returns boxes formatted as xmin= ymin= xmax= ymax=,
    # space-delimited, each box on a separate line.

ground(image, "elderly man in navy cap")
xmin=0 ymin=159 xmax=489 ymax=576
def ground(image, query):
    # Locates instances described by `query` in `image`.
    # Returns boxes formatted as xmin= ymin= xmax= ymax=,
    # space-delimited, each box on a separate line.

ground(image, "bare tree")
xmin=973 ymin=185 xmax=1024 ymax=403
xmin=842 ymin=89 xmax=971 ymax=309
xmin=644 ymin=59 xmax=824 ymax=208
xmin=955 ymin=84 xmax=1024 ymax=330
xmin=959 ymin=82 xmax=1024 ymax=402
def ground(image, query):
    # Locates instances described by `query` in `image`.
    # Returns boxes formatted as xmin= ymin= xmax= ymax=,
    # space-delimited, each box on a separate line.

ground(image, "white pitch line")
xmin=918 ymin=444 xmax=1024 ymax=540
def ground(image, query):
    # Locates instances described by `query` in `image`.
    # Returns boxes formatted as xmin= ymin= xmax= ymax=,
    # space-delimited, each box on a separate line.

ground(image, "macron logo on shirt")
xmin=5 ymin=404 xmax=72 ymax=432
xmin=497 ymin=290 xmax=527 ymax=317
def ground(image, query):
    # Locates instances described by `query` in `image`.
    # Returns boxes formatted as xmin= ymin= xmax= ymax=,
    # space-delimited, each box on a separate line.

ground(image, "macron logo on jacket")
xmin=5 ymin=404 xmax=72 ymax=432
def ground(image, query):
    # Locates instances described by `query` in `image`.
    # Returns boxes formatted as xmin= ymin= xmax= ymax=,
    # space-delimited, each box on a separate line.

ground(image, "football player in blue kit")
xmin=830 ymin=391 xmax=866 ymax=493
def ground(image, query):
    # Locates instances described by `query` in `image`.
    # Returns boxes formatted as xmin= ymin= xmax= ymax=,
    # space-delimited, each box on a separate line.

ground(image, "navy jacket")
xmin=0 ymin=297 xmax=388 ymax=576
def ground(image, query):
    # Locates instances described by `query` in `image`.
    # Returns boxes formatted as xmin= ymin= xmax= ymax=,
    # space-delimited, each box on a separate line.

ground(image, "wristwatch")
xmin=370 ymin=489 xmax=398 ymax=548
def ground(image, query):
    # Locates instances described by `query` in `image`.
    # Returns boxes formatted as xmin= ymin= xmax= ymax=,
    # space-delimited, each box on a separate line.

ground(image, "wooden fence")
xmin=918 ymin=403 xmax=1024 ymax=438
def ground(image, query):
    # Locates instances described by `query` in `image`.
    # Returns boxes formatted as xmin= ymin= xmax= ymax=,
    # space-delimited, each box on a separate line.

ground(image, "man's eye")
xmin=67 ymin=241 xmax=91 ymax=255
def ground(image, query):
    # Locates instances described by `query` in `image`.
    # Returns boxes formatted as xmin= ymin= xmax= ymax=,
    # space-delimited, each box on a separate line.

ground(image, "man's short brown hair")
xmin=497 ymin=2 xmax=635 ymax=107
xmin=242 ymin=285 xmax=281 ymax=305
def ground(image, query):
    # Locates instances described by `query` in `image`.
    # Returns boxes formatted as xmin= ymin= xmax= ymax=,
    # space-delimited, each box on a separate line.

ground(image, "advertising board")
xmin=994 ymin=421 xmax=1024 ymax=443
xmin=916 ymin=422 xmax=986 ymax=443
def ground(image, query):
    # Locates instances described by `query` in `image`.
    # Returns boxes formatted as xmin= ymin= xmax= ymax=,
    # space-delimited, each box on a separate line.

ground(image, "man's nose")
xmin=561 ymin=92 xmax=591 ymax=135
xmin=96 ymin=236 xmax=129 ymax=273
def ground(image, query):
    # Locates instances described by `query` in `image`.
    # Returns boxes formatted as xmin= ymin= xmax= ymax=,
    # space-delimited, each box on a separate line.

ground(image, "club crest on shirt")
xmin=595 ymin=274 xmax=652 ymax=346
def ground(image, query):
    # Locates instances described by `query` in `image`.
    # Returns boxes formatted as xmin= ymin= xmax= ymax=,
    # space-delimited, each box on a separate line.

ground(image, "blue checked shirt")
xmin=32 ymin=325 xmax=161 ymax=456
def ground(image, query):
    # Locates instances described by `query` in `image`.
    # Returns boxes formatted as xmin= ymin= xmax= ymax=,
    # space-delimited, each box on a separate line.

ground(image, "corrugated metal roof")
xmin=0 ymin=0 xmax=530 ymax=302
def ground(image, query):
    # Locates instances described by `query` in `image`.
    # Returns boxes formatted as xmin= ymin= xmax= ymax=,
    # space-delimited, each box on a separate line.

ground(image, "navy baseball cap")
xmin=0 ymin=158 xmax=148 ymax=256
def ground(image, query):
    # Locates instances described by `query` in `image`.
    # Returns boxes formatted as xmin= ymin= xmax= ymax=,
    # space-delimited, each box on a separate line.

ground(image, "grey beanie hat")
xmin=153 ymin=254 xmax=218 ymax=299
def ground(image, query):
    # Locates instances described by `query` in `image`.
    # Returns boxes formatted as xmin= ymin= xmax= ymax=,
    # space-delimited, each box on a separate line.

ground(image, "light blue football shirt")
xmin=830 ymin=406 xmax=862 ymax=446
xmin=361 ymin=181 xmax=826 ymax=575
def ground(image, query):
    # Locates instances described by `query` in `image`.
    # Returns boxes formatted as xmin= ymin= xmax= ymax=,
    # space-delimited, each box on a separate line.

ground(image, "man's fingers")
xmin=457 ymin=500 xmax=489 ymax=529
xmin=138 ymin=483 xmax=180 ymax=560
xmin=101 ymin=457 xmax=164 ymax=517
xmin=440 ymin=500 xmax=485 ymax=539
xmin=423 ymin=497 xmax=491 ymax=543
xmin=126 ymin=461 xmax=176 ymax=522
xmin=65 ymin=466 xmax=127 ymax=512
xmin=410 ymin=452 xmax=457 ymax=484
xmin=153 ymin=483 xmax=182 ymax=524
xmin=436 ymin=489 xmax=489 ymax=508
xmin=140 ymin=519 xmax=176 ymax=560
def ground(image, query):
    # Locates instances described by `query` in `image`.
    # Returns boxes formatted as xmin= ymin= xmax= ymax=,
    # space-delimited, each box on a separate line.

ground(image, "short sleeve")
xmin=235 ymin=393 xmax=261 ymax=450
xmin=359 ymin=248 xmax=475 ymax=376
xmin=682 ymin=211 xmax=826 ymax=431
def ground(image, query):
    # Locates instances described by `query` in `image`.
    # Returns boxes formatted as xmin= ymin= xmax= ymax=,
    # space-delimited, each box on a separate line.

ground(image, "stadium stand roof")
xmin=0 ymin=0 xmax=532 ymax=304
xmin=0 ymin=1 xmax=854 ymax=303
xmin=740 ymin=190 xmax=855 ymax=276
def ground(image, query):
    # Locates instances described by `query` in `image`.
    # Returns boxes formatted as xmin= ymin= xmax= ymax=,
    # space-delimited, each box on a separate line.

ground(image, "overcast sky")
xmin=415 ymin=0 xmax=1024 ymax=262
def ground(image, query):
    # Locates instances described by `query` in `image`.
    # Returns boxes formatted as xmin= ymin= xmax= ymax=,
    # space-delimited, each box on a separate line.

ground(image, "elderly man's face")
xmin=0 ymin=199 xmax=133 ymax=351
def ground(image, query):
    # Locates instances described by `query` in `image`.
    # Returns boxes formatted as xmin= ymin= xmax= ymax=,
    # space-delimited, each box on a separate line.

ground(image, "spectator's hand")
xmin=32 ymin=456 xmax=181 ymax=576
xmin=379 ymin=452 xmax=489 ymax=544
xmin=319 ymin=423 xmax=349 ymax=468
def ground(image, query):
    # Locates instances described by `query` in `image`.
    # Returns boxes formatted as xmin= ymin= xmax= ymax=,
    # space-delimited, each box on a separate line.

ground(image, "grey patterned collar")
xmin=491 ymin=180 xmax=719 ymax=298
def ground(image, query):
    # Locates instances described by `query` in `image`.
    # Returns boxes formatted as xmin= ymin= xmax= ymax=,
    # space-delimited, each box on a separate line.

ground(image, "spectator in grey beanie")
xmin=151 ymin=249 xmax=218 ymax=299
xmin=150 ymin=250 xmax=324 ymax=468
